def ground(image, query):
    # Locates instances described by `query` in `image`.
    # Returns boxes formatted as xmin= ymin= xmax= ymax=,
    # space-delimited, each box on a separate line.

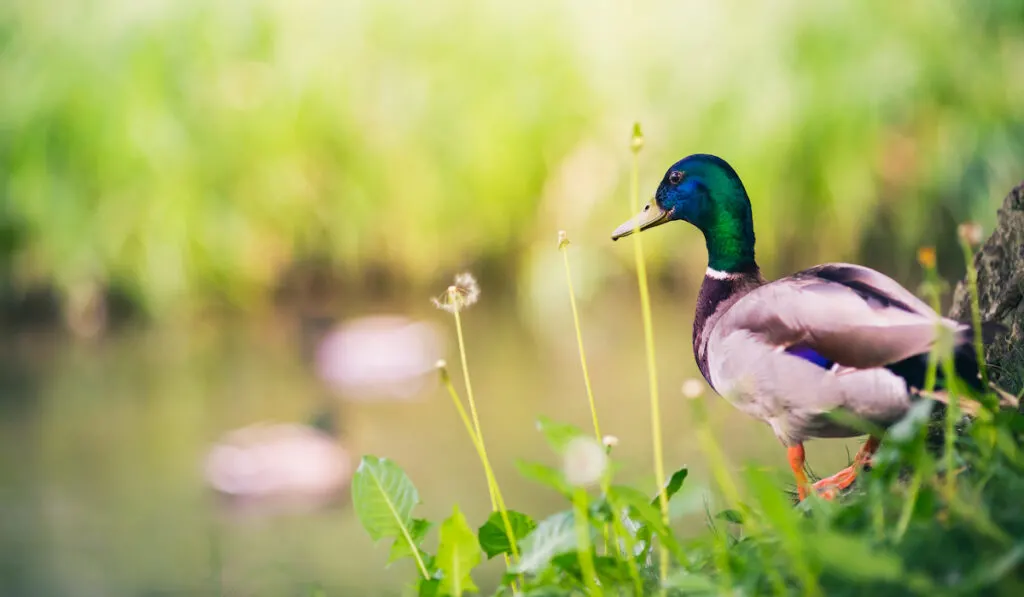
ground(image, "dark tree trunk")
xmin=949 ymin=181 xmax=1024 ymax=396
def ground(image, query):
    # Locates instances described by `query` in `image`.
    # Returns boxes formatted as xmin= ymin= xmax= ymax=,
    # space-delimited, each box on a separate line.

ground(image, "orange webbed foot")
xmin=811 ymin=465 xmax=861 ymax=500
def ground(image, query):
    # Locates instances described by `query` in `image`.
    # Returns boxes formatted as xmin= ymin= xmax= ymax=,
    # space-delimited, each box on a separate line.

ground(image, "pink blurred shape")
xmin=315 ymin=315 xmax=445 ymax=401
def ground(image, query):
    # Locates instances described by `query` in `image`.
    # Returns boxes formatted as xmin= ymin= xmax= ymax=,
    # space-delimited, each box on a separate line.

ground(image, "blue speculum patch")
xmin=785 ymin=344 xmax=835 ymax=370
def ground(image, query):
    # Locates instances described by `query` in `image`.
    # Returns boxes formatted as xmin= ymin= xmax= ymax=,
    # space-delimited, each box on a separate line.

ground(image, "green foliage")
xmin=351 ymin=455 xmax=431 ymax=579
xmin=390 ymin=518 xmax=433 ymax=565
xmin=354 ymin=398 xmax=1024 ymax=596
xmin=652 ymin=467 xmax=688 ymax=508
xmin=513 ymin=511 xmax=580 ymax=576
xmin=478 ymin=511 xmax=536 ymax=560
xmin=436 ymin=506 xmax=482 ymax=597
xmin=352 ymin=456 xmax=420 ymax=543
xmin=534 ymin=416 xmax=586 ymax=454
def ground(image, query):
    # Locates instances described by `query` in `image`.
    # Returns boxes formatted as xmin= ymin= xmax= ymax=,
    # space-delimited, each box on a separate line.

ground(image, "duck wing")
xmin=715 ymin=263 xmax=966 ymax=370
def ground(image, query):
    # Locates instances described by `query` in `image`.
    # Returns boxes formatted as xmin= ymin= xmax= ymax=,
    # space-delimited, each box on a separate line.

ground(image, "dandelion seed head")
xmin=563 ymin=436 xmax=608 ymax=487
xmin=431 ymin=272 xmax=480 ymax=313
xmin=435 ymin=359 xmax=447 ymax=369
xmin=681 ymin=378 xmax=706 ymax=399
xmin=558 ymin=230 xmax=569 ymax=249
xmin=602 ymin=435 xmax=619 ymax=448
xmin=958 ymin=222 xmax=983 ymax=246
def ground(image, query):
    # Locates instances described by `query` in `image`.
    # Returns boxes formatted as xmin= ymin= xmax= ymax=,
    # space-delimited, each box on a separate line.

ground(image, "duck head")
xmin=611 ymin=153 xmax=758 ymax=273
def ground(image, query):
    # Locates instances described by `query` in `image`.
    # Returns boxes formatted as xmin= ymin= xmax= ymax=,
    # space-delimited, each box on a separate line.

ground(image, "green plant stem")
xmin=452 ymin=309 xmax=496 ymax=509
xmin=559 ymin=236 xmax=615 ymax=553
xmin=607 ymin=501 xmax=644 ymax=597
xmin=572 ymin=488 xmax=603 ymax=596
xmin=922 ymin=259 xmax=962 ymax=499
xmin=896 ymin=256 xmax=943 ymax=542
xmin=689 ymin=397 xmax=793 ymax=597
xmin=439 ymin=366 xmax=522 ymax=588
xmin=559 ymin=242 xmax=602 ymax=441
xmin=941 ymin=354 xmax=961 ymax=499
xmin=626 ymin=124 xmax=670 ymax=592
xmin=959 ymin=238 xmax=989 ymax=390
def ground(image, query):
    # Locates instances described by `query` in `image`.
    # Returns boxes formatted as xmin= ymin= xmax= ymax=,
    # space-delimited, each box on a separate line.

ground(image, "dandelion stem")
xmin=558 ymin=233 xmax=602 ymax=441
xmin=452 ymin=308 xmax=495 ymax=508
xmin=559 ymin=232 xmax=616 ymax=556
xmin=626 ymin=123 xmax=670 ymax=590
xmin=439 ymin=364 xmax=523 ymax=587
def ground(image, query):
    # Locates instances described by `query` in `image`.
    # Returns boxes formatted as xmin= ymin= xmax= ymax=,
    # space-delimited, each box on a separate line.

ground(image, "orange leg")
xmin=811 ymin=436 xmax=881 ymax=500
xmin=787 ymin=444 xmax=809 ymax=500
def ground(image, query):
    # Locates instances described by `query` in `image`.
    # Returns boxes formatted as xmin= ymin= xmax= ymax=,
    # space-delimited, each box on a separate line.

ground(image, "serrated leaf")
xmin=352 ymin=456 xmax=420 ymax=542
xmin=513 ymin=510 xmax=580 ymax=574
xmin=389 ymin=518 xmax=433 ymax=564
xmin=478 ymin=510 xmax=536 ymax=559
xmin=436 ymin=505 xmax=481 ymax=597
xmin=651 ymin=467 xmax=688 ymax=507
xmin=516 ymin=460 xmax=571 ymax=495
xmin=535 ymin=416 xmax=586 ymax=453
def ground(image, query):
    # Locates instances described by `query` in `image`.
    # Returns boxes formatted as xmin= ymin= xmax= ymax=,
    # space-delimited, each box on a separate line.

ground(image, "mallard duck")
xmin=611 ymin=153 xmax=1015 ymax=500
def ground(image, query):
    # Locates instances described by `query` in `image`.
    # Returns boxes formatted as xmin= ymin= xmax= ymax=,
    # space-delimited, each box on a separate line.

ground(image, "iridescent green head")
xmin=611 ymin=154 xmax=757 ymax=273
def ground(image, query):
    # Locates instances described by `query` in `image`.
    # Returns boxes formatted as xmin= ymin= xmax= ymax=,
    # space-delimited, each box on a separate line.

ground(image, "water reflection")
xmin=0 ymin=289 xmax=862 ymax=596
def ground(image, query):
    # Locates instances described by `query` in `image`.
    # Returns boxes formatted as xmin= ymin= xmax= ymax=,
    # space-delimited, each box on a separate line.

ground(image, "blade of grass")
xmin=894 ymin=247 xmax=942 ymax=542
xmin=958 ymin=226 xmax=989 ymax=390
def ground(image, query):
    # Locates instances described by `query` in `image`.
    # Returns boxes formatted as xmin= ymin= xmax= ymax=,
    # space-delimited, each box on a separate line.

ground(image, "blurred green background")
xmin=2 ymin=0 xmax=1023 ymax=595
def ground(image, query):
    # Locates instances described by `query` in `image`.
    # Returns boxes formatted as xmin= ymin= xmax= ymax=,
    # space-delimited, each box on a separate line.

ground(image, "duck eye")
xmin=668 ymin=170 xmax=684 ymax=185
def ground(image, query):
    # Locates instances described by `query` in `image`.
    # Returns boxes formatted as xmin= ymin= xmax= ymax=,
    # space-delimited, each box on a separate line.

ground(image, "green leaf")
xmin=516 ymin=460 xmax=571 ymax=495
xmin=513 ymin=510 xmax=580 ymax=574
xmin=436 ymin=505 xmax=481 ymax=597
xmin=607 ymin=485 xmax=686 ymax=564
xmin=478 ymin=510 xmax=536 ymax=559
xmin=664 ymin=569 xmax=717 ymax=594
xmin=651 ymin=466 xmax=688 ymax=507
xmin=812 ymin=530 xmax=903 ymax=581
xmin=888 ymin=399 xmax=934 ymax=444
xmin=535 ymin=416 xmax=586 ymax=453
xmin=417 ymin=578 xmax=440 ymax=597
xmin=557 ymin=554 xmax=634 ymax=586
xmin=389 ymin=518 xmax=433 ymax=564
xmin=352 ymin=456 xmax=420 ymax=542
xmin=715 ymin=509 xmax=744 ymax=525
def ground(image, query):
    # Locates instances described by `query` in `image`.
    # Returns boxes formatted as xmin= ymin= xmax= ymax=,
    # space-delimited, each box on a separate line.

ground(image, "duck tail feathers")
xmin=957 ymin=321 xmax=1008 ymax=345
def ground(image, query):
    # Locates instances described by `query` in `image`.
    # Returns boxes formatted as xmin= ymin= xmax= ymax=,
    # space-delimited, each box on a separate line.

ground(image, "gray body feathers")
xmin=695 ymin=263 xmax=970 ymax=446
